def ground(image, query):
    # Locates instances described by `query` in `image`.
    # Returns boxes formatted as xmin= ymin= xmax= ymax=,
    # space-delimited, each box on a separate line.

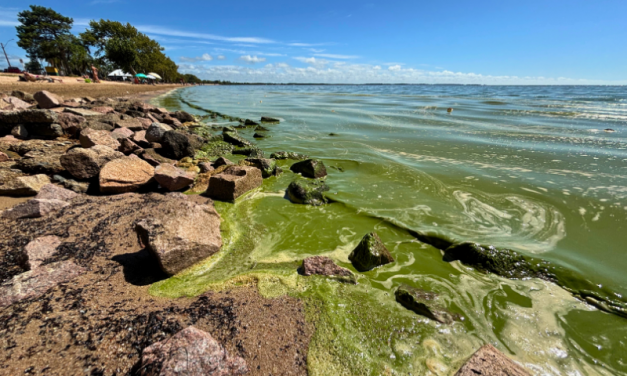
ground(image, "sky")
xmin=0 ymin=0 xmax=626 ymax=84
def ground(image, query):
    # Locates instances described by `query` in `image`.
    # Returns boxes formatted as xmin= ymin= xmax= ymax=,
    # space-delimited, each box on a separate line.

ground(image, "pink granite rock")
xmin=79 ymin=128 xmax=121 ymax=149
xmin=33 ymin=90 xmax=61 ymax=109
xmin=99 ymin=156 xmax=155 ymax=193
xmin=35 ymin=184 xmax=78 ymax=201
xmin=110 ymin=127 xmax=134 ymax=140
xmin=455 ymin=344 xmax=530 ymax=376
xmin=1 ymin=199 xmax=70 ymax=219
xmin=302 ymin=256 xmax=353 ymax=277
xmin=21 ymin=235 xmax=62 ymax=269
xmin=154 ymin=163 xmax=196 ymax=191
xmin=206 ymin=165 xmax=262 ymax=201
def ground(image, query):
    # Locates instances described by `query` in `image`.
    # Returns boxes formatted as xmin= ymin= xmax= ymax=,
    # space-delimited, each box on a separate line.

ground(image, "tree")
xmin=16 ymin=5 xmax=74 ymax=73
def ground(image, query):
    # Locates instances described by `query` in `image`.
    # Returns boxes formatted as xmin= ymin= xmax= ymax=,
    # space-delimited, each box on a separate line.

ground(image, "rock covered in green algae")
xmin=395 ymin=284 xmax=460 ymax=324
xmin=233 ymin=146 xmax=264 ymax=158
xmin=197 ymin=140 xmax=234 ymax=158
xmin=223 ymin=130 xmax=252 ymax=147
xmin=270 ymin=151 xmax=309 ymax=160
xmin=243 ymin=158 xmax=277 ymax=178
xmin=348 ymin=232 xmax=394 ymax=272
xmin=443 ymin=242 xmax=627 ymax=318
xmin=290 ymin=158 xmax=327 ymax=178
xmin=286 ymin=179 xmax=329 ymax=206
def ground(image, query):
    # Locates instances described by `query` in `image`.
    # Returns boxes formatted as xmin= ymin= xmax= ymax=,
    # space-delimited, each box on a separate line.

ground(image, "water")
xmin=153 ymin=85 xmax=627 ymax=375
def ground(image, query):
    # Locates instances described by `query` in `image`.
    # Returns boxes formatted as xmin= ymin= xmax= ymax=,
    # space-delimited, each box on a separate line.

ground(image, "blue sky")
xmin=1 ymin=0 xmax=625 ymax=84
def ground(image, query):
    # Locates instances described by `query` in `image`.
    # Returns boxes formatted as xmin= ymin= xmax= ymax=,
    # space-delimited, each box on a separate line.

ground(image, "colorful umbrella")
xmin=148 ymin=72 xmax=162 ymax=80
xmin=135 ymin=73 xmax=147 ymax=78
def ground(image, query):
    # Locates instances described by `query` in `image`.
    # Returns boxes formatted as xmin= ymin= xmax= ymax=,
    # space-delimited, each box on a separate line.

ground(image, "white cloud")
xmin=294 ymin=57 xmax=331 ymax=68
xmin=388 ymin=65 xmax=402 ymax=71
xmin=217 ymin=55 xmax=226 ymax=60
xmin=180 ymin=53 xmax=213 ymax=62
xmin=135 ymin=25 xmax=275 ymax=44
xmin=239 ymin=55 xmax=266 ymax=64
xmin=374 ymin=65 xmax=381 ymax=70
xmin=314 ymin=53 xmax=359 ymax=59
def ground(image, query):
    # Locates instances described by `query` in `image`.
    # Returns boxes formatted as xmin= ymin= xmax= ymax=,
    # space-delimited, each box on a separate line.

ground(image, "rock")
xmin=140 ymin=326 xmax=247 ymax=376
xmin=79 ymin=128 xmax=121 ymax=149
xmin=223 ymin=131 xmax=252 ymax=147
xmin=151 ymin=107 xmax=169 ymax=115
xmin=25 ymin=123 xmax=64 ymax=139
xmin=154 ymin=163 xmax=196 ymax=191
xmin=135 ymin=197 xmax=222 ymax=275
xmin=33 ymin=90 xmax=60 ymax=109
xmin=454 ymin=344 xmax=530 ymax=376
xmin=395 ymin=284 xmax=459 ymax=324
xmin=115 ymin=118 xmax=144 ymax=131
xmin=4 ymin=96 xmax=31 ymax=109
xmin=255 ymin=125 xmax=270 ymax=132
xmin=11 ymin=90 xmax=35 ymax=103
xmin=199 ymin=162 xmax=214 ymax=173
xmin=86 ymin=121 xmax=114 ymax=131
xmin=243 ymin=157 xmax=277 ymax=178
xmin=91 ymin=106 xmax=115 ymax=114
xmin=301 ymin=256 xmax=354 ymax=282
xmin=290 ymin=159 xmax=327 ymax=178
xmin=253 ymin=133 xmax=266 ymax=139
xmin=0 ymin=174 xmax=51 ymax=196
xmin=348 ymin=232 xmax=394 ymax=272
xmin=162 ymin=115 xmax=183 ymax=128
xmin=161 ymin=131 xmax=195 ymax=159
xmin=244 ymin=119 xmax=259 ymax=126
xmin=11 ymin=125 xmax=28 ymax=139
xmin=99 ymin=156 xmax=155 ymax=193
xmin=60 ymin=101 xmax=80 ymax=108
xmin=119 ymin=138 xmax=143 ymax=155
xmin=110 ymin=127 xmax=134 ymax=140
xmin=145 ymin=122 xmax=173 ymax=143
xmin=2 ymin=198 xmax=70 ymax=219
xmin=213 ymin=156 xmax=234 ymax=168
xmin=0 ymin=261 xmax=85 ymax=309
xmin=0 ymin=152 xmax=8 ymax=162
xmin=233 ymin=146 xmax=264 ymax=158
xmin=131 ymin=130 xmax=150 ymax=147
xmin=61 ymin=145 xmax=124 ymax=180
xmin=52 ymin=175 xmax=89 ymax=193
xmin=20 ymin=235 xmax=62 ymax=270
xmin=140 ymin=148 xmax=175 ymax=166
xmin=35 ymin=184 xmax=78 ymax=201
xmin=270 ymin=151 xmax=309 ymax=160
xmin=15 ymin=150 xmax=66 ymax=175
xmin=57 ymin=112 xmax=86 ymax=137
xmin=137 ymin=117 xmax=153 ymax=129
xmin=286 ymin=179 xmax=329 ymax=206
xmin=64 ymin=108 xmax=103 ymax=119
xmin=97 ymin=113 xmax=121 ymax=126
xmin=0 ymin=109 xmax=58 ymax=126
xmin=173 ymin=111 xmax=195 ymax=122
xmin=206 ymin=165 xmax=263 ymax=201
xmin=261 ymin=116 xmax=280 ymax=123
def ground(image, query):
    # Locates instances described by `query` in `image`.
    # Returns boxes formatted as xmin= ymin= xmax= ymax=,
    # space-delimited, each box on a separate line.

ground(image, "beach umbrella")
xmin=146 ymin=74 xmax=156 ymax=79
xmin=148 ymin=72 xmax=162 ymax=80
xmin=136 ymin=73 xmax=147 ymax=78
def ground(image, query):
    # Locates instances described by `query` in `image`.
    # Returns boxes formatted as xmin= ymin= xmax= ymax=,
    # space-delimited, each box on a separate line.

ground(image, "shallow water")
xmin=153 ymin=85 xmax=627 ymax=375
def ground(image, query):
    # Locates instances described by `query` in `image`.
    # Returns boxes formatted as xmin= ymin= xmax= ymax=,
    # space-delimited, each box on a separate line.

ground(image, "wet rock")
xmin=0 ymin=174 xmax=51 ymax=196
xmin=233 ymin=146 xmax=264 ymax=158
xmin=213 ymin=156 xmax=234 ymax=168
xmin=115 ymin=118 xmax=144 ymax=131
xmin=20 ymin=235 xmax=62 ymax=270
xmin=99 ymin=156 xmax=155 ymax=193
xmin=2 ymin=198 xmax=69 ymax=219
xmin=86 ymin=121 xmax=114 ymax=131
xmin=135 ymin=197 xmax=222 ymax=275
xmin=140 ymin=326 xmax=247 ymax=376
xmin=261 ymin=116 xmax=280 ymax=123
xmin=35 ymin=183 xmax=78 ymax=201
xmin=140 ymin=148 xmax=175 ymax=167
xmin=290 ymin=159 xmax=327 ymax=178
xmin=33 ymin=90 xmax=60 ymax=109
xmin=154 ymin=163 xmax=196 ymax=191
xmin=223 ymin=131 xmax=252 ymax=147
xmin=145 ymin=122 xmax=173 ymax=143
xmin=255 ymin=125 xmax=270 ymax=132
xmin=79 ymin=128 xmax=121 ymax=149
xmin=454 ymin=344 xmax=530 ymax=376
xmin=270 ymin=151 xmax=309 ymax=160
xmin=206 ymin=165 xmax=263 ymax=201
xmin=173 ymin=110 xmax=195 ymax=123
xmin=110 ymin=127 xmax=134 ymax=140
xmin=301 ymin=256 xmax=354 ymax=282
xmin=61 ymin=145 xmax=124 ymax=180
xmin=0 ymin=261 xmax=85 ymax=310
xmin=286 ymin=179 xmax=329 ymax=206
xmin=11 ymin=125 xmax=28 ymax=139
xmin=244 ymin=119 xmax=259 ymax=126
xmin=161 ymin=131 xmax=195 ymax=159
xmin=395 ymin=284 xmax=459 ymax=324
xmin=348 ymin=232 xmax=394 ymax=272
xmin=243 ymin=157 xmax=277 ymax=178
xmin=253 ymin=133 xmax=267 ymax=139
xmin=119 ymin=138 xmax=143 ymax=155
xmin=57 ymin=112 xmax=86 ymax=137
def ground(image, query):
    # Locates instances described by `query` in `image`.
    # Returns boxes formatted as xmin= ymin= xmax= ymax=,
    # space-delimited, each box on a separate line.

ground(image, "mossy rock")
xmin=233 ymin=146 xmax=264 ymax=158
xmin=394 ymin=284 xmax=459 ymax=324
xmin=253 ymin=133 xmax=267 ymax=139
xmin=348 ymin=232 xmax=394 ymax=272
xmin=255 ymin=125 xmax=270 ymax=132
xmin=196 ymin=141 xmax=234 ymax=158
xmin=270 ymin=151 xmax=309 ymax=160
xmin=223 ymin=131 xmax=252 ymax=147
xmin=286 ymin=179 xmax=329 ymax=206
xmin=242 ymin=158 xmax=277 ymax=178
xmin=290 ymin=159 xmax=327 ymax=178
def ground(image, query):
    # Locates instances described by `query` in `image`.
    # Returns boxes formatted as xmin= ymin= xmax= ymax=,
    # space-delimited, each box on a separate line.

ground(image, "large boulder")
xmin=454 ymin=344 xmax=530 ymax=376
xmin=348 ymin=232 xmax=394 ymax=272
xmin=33 ymin=90 xmax=60 ymax=109
xmin=0 ymin=261 xmax=85 ymax=310
xmin=140 ymin=326 xmax=247 ymax=376
xmin=61 ymin=145 xmax=124 ymax=180
xmin=206 ymin=165 xmax=263 ymax=201
xmin=2 ymin=198 xmax=70 ymax=219
xmin=161 ymin=131 xmax=195 ymax=159
xmin=145 ymin=122 xmax=173 ymax=143
xmin=135 ymin=196 xmax=222 ymax=275
xmin=20 ymin=235 xmax=62 ymax=270
xmin=243 ymin=158 xmax=277 ymax=178
xmin=79 ymin=128 xmax=120 ymax=149
xmin=0 ymin=109 xmax=58 ymax=126
xmin=286 ymin=179 xmax=329 ymax=206
xmin=290 ymin=159 xmax=327 ymax=178
xmin=57 ymin=112 xmax=86 ymax=137
xmin=0 ymin=174 xmax=51 ymax=196
xmin=395 ymin=284 xmax=459 ymax=324
xmin=99 ymin=156 xmax=155 ymax=193
xmin=154 ymin=163 xmax=196 ymax=191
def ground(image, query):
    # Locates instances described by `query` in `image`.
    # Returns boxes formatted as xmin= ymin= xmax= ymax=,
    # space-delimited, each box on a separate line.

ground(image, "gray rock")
xmin=261 ymin=116 xmax=280 ymax=123
xmin=2 ymin=198 xmax=70 ymax=219
xmin=161 ymin=131 xmax=194 ymax=159
xmin=198 ymin=162 xmax=214 ymax=173
xmin=10 ymin=90 xmax=35 ymax=103
xmin=140 ymin=148 xmax=175 ymax=167
xmin=213 ymin=156 xmax=234 ymax=168
xmin=86 ymin=121 xmax=114 ymax=132
xmin=0 ymin=261 xmax=86 ymax=310
xmin=206 ymin=165 xmax=263 ymax=201
xmin=60 ymin=145 xmax=124 ymax=180
xmin=21 ymin=235 xmax=62 ymax=269
xmin=290 ymin=159 xmax=327 ymax=178
xmin=52 ymin=175 xmax=90 ymax=193
xmin=145 ymin=122 xmax=173 ymax=143
xmin=172 ymin=111 xmax=195 ymax=122
xmin=33 ymin=90 xmax=60 ymax=109
xmin=135 ymin=198 xmax=222 ymax=275
xmin=455 ymin=344 xmax=530 ymax=376
xmin=0 ymin=109 xmax=58 ymax=125
xmin=223 ymin=131 xmax=252 ymax=147
xmin=348 ymin=232 xmax=394 ymax=272
xmin=119 ymin=138 xmax=143 ymax=155
xmin=154 ymin=163 xmax=196 ymax=191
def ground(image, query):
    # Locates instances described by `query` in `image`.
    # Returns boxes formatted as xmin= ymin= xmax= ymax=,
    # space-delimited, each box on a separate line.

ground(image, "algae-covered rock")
xmin=286 ymin=179 xmax=329 ymax=206
xmin=290 ymin=159 xmax=327 ymax=178
xmin=223 ymin=131 xmax=252 ymax=147
xmin=395 ymin=284 xmax=459 ymax=324
xmin=243 ymin=157 xmax=277 ymax=178
xmin=197 ymin=140 xmax=234 ymax=158
xmin=270 ymin=151 xmax=309 ymax=160
xmin=443 ymin=242 xmax=627 ymax=318
xmin=348 ymin=232 xmax=394 ymax=272
xmin=206 ymin=165 xmax=263 ymax=201
xmin=233 ymin=146 xmax=264 ymax=158
xmin=300 ymin=256 xmax=355 ymax=283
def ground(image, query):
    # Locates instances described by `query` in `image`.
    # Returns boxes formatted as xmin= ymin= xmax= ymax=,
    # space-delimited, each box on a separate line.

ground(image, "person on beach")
xmin=91 ymin=66 xmax=101 ymax=83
